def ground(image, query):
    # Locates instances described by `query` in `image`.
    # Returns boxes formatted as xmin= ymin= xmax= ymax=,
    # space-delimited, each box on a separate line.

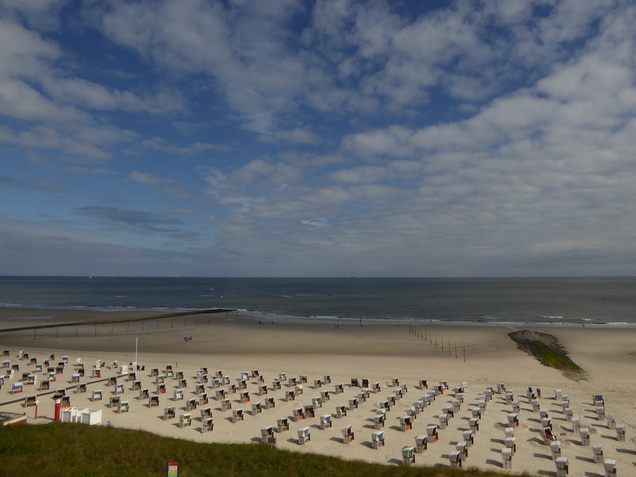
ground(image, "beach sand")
xmin=1 ymin=308 xmax=635 ymax=475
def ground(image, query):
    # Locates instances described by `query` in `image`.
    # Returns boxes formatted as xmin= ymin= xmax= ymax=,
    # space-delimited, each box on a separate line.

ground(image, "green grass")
xmin=531 ymin=341 xmax=585 ymax=378
xmin=0 ymin=423 xmax=531 ymax=477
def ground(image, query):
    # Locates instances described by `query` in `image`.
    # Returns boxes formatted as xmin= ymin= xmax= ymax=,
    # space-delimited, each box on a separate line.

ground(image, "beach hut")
xmin=277 ymin=417 xmax=289 ymax=432
xmin=415 ymin=435 xmax=428 ymax=453
xmin=201 ymin=418 xmax=214 ymax=433
xmin=320 ymin=414 xmax=332 ymax=430
xmin=555 ymin=457 xmax=568 ymax=477
xmin=297 ymin=427 xmax=310 ymax=445
xmin=341 ymin=425 xmax=355 ymax=443
xmin=502 ymin=447 xmax=513 ymax=469
xmin=371 ymin=431 xmax=385 ymax=449
xmin=261 ymin=426 xmax=276 ymax=444
xmin=401 ymin=446 xmax=415 ymax=466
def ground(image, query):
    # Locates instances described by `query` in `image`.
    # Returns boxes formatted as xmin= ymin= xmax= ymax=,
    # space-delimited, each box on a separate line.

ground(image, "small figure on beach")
xmin=537 ymin=388 xmax=541 ymax=398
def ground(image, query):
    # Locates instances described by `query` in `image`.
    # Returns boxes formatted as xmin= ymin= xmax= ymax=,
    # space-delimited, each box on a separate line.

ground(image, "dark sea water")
xmin=1 ymin=276 xmax=636 ymax=328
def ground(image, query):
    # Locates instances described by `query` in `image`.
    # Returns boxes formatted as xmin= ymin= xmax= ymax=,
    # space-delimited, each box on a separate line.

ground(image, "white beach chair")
xmin=201 ymin=418 xmax=214 ymax=433
xmin=277 ymin=417 xmax=289 ymax=432
xmin=463 ymin=430 xmax=474 ymax=447
xmin=91 ymin=389 xmax=103 ymax=401
xmin=415 ymin=435 xmax=428 ymax=453
xmin=593 ymin=444 xmax=604 ymax=463
xmin=555 ymin=457 xmax=568 ymax=477
xmin=264 ymin=397 xmax=275 ymax=409
xmin=457 ymin=441 xmax=468 ymax=460
xmin=118 ymin=401 xmax=130 ymax=414
xmin=251 ymin=402 xmax=262 ymax=415
xmin=341 ymin=425 xmax=354 ymax=443
xmin=505 ymin=436 xmax=516 ymax=454
xmin=297 ymin=427 xmax=310 ymax=445
xmin=469 ymin=417 xmax=479 ymax=431
xmin=579 ymin=428 xmax=590 ymax=446
xmin=501 ymin=447 xmax=512 ymax=469
xmin=164 ymin=407 xmax=176 ymax=420
xmin=320 ymin=414 xmax=332 ymax=430
xmin=400 ymin=416 xmax=413 ymax=431
xmin=426 ymin=424 xmax=438 ymax=442
xmin=449 ymin=451 xmax=464 ymax=468
xmin=401 ymin=446 xmax=415 ymax=466
xmin=179 ymin=413 xmax=192 ymax=428
xmin=371 ymin=431 xmax=384 ymax=449
xmin=615 ymin=424 xmax=625 ymax=441
xmin=603 ymin=459 xmax=616 ymax=477
xmin=550 ymin=440 xmax=561 ymax=459
xmin=261 ymin=426 xmax=275 ymax=444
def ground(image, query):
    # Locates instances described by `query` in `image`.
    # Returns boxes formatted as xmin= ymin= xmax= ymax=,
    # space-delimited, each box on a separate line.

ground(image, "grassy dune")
xmin=0 ymin=423 xmax=530 ymax=477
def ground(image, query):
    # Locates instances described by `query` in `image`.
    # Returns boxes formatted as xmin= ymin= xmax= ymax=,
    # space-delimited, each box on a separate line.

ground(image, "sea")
xmin=1 ymin=276 xmax=636 ymax=328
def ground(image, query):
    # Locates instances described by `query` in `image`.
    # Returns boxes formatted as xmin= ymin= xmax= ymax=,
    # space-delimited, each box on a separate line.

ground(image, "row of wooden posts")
xmin=408 ymin=323 xmax=466 ymax=362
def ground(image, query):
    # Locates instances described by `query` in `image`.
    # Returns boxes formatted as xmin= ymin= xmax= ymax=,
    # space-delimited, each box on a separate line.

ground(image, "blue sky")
xmin=2 ymin=0 xmax=636 ymax=277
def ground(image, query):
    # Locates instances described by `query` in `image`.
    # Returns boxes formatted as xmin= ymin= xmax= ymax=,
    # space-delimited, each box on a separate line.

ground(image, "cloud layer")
xmin=2 ymin=0 xmax=636 ymax=277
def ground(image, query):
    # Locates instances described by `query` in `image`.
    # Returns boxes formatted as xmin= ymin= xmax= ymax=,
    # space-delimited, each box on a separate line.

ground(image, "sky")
xmin=2 ymin=0 xmax=636 ymax=277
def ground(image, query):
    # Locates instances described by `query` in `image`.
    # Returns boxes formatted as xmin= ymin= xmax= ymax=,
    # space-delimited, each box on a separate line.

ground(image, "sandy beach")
xmin=1 ymin=308 xmax=635 ymax=475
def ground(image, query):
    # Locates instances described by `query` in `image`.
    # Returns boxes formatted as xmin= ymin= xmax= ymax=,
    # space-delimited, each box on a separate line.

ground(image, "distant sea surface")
xmin=1 ymin=276 xmax=636 ymax=328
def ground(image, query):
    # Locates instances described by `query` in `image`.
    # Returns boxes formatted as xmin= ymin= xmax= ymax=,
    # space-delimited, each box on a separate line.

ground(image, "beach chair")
xmin=76 ymin=383 xmax=86 ymax=394
xmin=361 ymin=378 xmax=370 ymax=388
xmin=118 ymin=401 xmax=130 ymax=413
xmin=289 ymin=377 xmax=297 ymax=387
xmin=213 ymin=369 xmax=222 ymax=378
xmin=92 ymin=369 xmax=101 ymax=378
xmin=258 ymin=384 xmax=268 ymax=396
xmin=593 ymin=394 xmax=605 ymax=406
xmin=323 ymin=375 xmax=331 ymax=384
xmin=166 ymin=369 xmax=174 ymax=378
xmin=348 ymin=397 xmax=359 ymax=410
xmin=401 ymin=446 xmax=415 ymax=466
xmin=200 ymin=407 xmax=213 ymax=419
xmin=426 ymin=424 xmax=438 ymax=442
xmin=550 ymin=440 xmax=561 ymax=459
xmin=261 ymin=426 xmax=276 ymax=444
xmin=371 ymin=431 xmax=385 ymax=449
xmin=292 ymin=407 xmax=305 ymax=421
xmin=149 ymin=395 xmax=160 ymax=407
xmin=438 ymin=413 xmax=448 ymax=429
xmin=297 ymin=427 xmax=310 ymax=445
xmin=232 ymin=409 xmax=244 ymax=423
xmin=341 ymin=425 xmax=355 ymax=443
xmin=109 ymin=396 xmax=121 ymax=408
xmin=277 ymin=417 xmax=289 ymax=432
xmin=2 ymin=360 xmax=10 ymax=369
xmin=157 ymin=383 xmax=166 ymax=394
xmin=393 ymin=389 xmax=403 ymax=400
xmin=71 ymin=373 xmax=80 ymax=384
xmin=593 ymin=444 xmax=604 ymax=463
xmin=186 ymin=399 xmax=197 ymax=411
xmin=606 ymin=413 xmax=616 ymax=429
xmin=512 ymin=401 xmax=520 ymax=413
xmin=505 ymin=436 xmax=516 ymax=454
xmin=541 ymin=417 xmax=552 ymax=430
xmin=174 ymin=389 xmax=184 ymax=401
xmin=336 ymin=405 xmax=347 ymax=418
xmin=462 ymin=430 xmax=473 ymax=447
xmin=285 ymin=390 xmax=296 ymax=402
xmin=198 ymin=393 xmax=209 ymax=405
xmin=12 ymin=363 xmax=20 ymax=373
xmin=449 ymin=451 xmax=463 ymax=468
xmin=240 ymin=391 xmax=250 ymax=403
xmin=579 ymin=427 xmax=590 ymax=446
xmin=508 ymin=413 xmax=519 ymax=428
xmin=555 ymin=457 xmax=569 ymax=477
xmin=107 ymin=377 xmax=117 ymax=386
xmin=264 ymin=397 xmax=275 ymax=409
xmin=215 ymin=389 xmax=226 ymax=400
xmin=150 ymin=368 xmax=159 ymax=377
xmin=312 ymin=397 xmax=322 ymax=409
xmin=373 ymin=413 xmax=385 ymax=429
xmin=313 ymin=379 xmax=322 ymax=389
xmin=140 ymin=388 xmax=149 ymax=400
xmin=541 ymin=427 xmax=556 ymax=444
xmin=175 ymin=371 xmax=184 ymax=380
xmin=251 ymin=402 xmax=262 ymax=415
xmin=195 ymin=383 xmax=205 ymax=395
xmin=179 ymin=413 xmax=192 ymax=428
xmin=335 ymin=383 xmax=344 ymax=394
xmin=571 ymin=417 xmax=580 ymax=432
xmin=91 ymin=389 xmax=103 ymax=401
xmin=379 ymin=400 xmax=390 ymax=412
xmin=615 ymin=424 xmax=625 ymax=441
xmin=201 ymin=418 xmax=214 ymax=433
xmin=391 ymin=378 xmax=399 ymax=387
xmin=24 ymin=395 xmax=37 ymax=408
xmin=419 ymin=379 xmax=427 ymax=389
xmin=295 ymin=384 xmax=303 ymax=395
xmin=406 ymin=406 xmax=417 ymax=419
xmin=443 ymin=406 xmax=454 ymax=418
xmin=351 ymin=377 xmax=360 ymax=388
xmin=2 ymin=350 xmax=8 ymax=357
xmin=603 ymin=459 xmax=616 ymax=477
xmin=251 ymin=369 xmax=259 ymax=378
xmin=177 ymin=379 xmax=187 ymax=389
xmin=531 ymin=399 xmax=540 ymax=412
xmin=320 ymin=391 xmax=330 ymax=402
xmin=279 ymin=372 xmax=286 ymax=382
xmin=415 ymin=435 xmax=428 ymax=452
xmin=26 ymin=375 xmax=36 ymax=386
xmin=35 ymin=364 xmax=43 ymax=373
xmin=221 ymin=399 xmax=231 ymax=411
xmin=372 ymin=382 xmax=381 ymax=393
xmin=320 ymin=414 xmax=332 ymax=430
xmin=272 ymin=379 xmax=281 ymax=390
xmin=164 ymin=407 xmax=176 ymax=420
xmin=501 ymin=447 xmax=512 ymax=469
xmin=469 ymin=417 xmax=479 ymax=431
xmin=115 ymin=383 xmax=125 ymax=394
xmin=156 ymin=375 xmax=165 ymax=384
xmin=238 ymin=378 xmax=248 ymax=390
